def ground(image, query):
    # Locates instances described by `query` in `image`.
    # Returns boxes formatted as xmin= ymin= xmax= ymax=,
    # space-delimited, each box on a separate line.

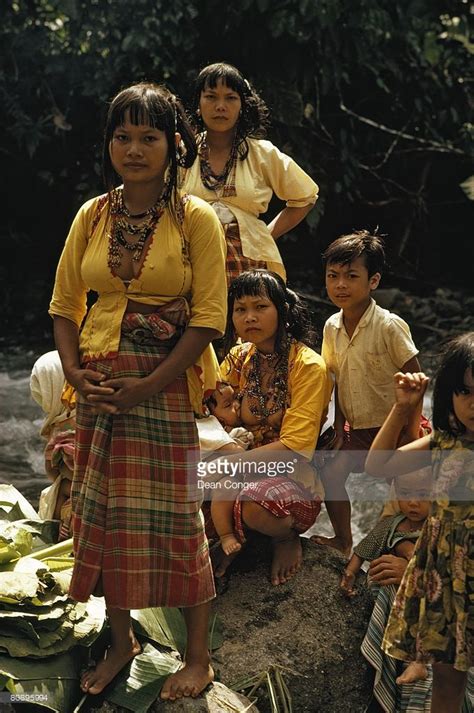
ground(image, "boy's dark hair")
xmin=432 ymin=332 xmax=474 ymax=435
xmin=223 ymin=269 xmax=317 ymax=356
xmin=192 ymin=62 xmax=270 ymax=159
xmin=322 ymin=230 xmax=386 ymax=277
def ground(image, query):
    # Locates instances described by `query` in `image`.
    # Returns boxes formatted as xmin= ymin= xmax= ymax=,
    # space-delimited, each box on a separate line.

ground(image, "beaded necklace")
xmin=241 ymin=342 xmax=291 ymax=419
xmin=198 ymin=134 xmax=238 ymax=198
xmin=107 ymin=181 xmax=171 ymax=270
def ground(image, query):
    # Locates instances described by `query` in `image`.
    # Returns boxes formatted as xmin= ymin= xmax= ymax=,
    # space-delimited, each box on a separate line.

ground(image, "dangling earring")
xmin=176 ymin=139 xmax=186 ymax=167
xmin=196 ymin=108 xmax=201 ymax=116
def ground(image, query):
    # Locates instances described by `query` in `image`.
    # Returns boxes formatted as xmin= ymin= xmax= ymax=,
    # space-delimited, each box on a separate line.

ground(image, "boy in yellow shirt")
xmin=314 ymin=231 xmax=420 ymax=556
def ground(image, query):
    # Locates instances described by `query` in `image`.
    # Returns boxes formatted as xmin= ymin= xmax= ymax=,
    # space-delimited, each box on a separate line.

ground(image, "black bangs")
xmin=109 ymin=92 xmax=171 ymax=133
xmin=198 ymin=63 xmax=247 ymax=97
xmin=228 ymin=270 xmax=284 ymax=307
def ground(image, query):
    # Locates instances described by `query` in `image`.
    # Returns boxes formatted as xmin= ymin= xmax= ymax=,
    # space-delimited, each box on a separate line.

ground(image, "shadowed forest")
xmin=1 ymin=0 xmax=472 ymax=347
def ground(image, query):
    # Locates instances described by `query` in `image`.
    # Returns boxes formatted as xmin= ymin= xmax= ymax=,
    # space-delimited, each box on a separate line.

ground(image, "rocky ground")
xmin=86 ymin=538 xmax=374 ymax=713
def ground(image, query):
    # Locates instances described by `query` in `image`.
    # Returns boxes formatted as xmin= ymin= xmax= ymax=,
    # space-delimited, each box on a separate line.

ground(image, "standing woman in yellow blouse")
xmin=182 ymin=62 xmax=319 ymax=283
xmin=49 ymin=83 xmax=227 ymax=701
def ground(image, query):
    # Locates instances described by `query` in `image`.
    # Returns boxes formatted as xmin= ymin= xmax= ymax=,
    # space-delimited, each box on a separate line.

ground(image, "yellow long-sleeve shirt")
xmin=49 ymin=192 xmax=227 ymax=414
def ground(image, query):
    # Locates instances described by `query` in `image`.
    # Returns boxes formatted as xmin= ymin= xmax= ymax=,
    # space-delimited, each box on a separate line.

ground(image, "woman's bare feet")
xmin=271 ymin=533 xmax=303 ymax=585
xmin=219 ymin=533 xmax=242 ymax=556
xmin=311 ymin=535 xmax=352 ymax=558
xmin=161 ymin=661 xmax=214 ymax=700
xmin=80 ymin=638 xmax=142 ymax=694
xmin=396 ymin=661 xmax=428 ymax=685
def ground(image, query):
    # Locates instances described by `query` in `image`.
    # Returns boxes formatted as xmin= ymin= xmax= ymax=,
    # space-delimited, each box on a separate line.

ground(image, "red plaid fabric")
xmin=70 ymin=332 xmax=215 ymax=609
xmin=224 ymin=222 xmax=267 ymax=286
xmin=233 ymin=477 xmax=321 ymax=543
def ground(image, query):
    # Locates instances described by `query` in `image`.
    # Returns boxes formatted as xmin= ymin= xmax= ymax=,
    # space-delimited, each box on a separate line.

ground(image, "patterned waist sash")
xmin=121 ymin=297 xmax=189 ymax=345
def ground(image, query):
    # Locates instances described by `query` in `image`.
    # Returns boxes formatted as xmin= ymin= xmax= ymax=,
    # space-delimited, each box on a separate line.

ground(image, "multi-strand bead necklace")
xmin=107 ymin=182 xmax=171 ymax=270
xmin=198 ymin=134 xmax=238 ymax=198
xmin=241 ymin=343 xmax=291 ymax=419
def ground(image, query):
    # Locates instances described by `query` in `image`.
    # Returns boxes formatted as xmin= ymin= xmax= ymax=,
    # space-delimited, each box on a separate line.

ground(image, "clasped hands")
xmin=67 ymin=368 xmax=150 ymax=414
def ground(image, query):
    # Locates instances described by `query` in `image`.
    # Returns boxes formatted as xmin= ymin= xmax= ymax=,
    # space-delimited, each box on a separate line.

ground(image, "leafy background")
xmin=1 ymin=0 xmax=472 ymax=344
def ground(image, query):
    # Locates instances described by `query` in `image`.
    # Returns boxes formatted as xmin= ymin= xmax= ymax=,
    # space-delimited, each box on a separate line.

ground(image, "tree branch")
xmin=340 ymin=101 xmax=467 ymax=156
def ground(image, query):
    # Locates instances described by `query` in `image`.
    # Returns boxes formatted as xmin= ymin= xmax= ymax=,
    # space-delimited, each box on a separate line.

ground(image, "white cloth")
xmin=30 ymin=350 xmax=73 ymax=437
xmin=38 ymin=479 xmax=62 ymax=520
xmin=196 ymin=415 xmax=253 ymax=458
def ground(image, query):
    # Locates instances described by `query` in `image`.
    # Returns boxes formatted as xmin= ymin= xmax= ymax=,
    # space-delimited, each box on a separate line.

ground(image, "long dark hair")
xmin=223 ymin=270 xmax=317 ymax=355
xmin=103 ymin=82 xmax=196 ymax=219
xmin=432 ymin=331 xmax=474 ymax=436
xmin=191 ymin=62 xmax=270 ymax=159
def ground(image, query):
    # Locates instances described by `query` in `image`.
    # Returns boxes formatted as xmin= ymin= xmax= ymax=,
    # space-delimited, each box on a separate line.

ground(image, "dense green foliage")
xmin=1 ymin=0 xmax=472 ymax=340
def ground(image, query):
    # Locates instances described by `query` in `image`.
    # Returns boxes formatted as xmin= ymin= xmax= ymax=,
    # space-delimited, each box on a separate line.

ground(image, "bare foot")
xmin=161 ymin=661 xmax=214 ymax=700
xmin=311 ymin=535 xmax=352 ymax=558
xmin=271 ymin=533 xmax=303 ymax=586
xmin=80 ymin=638 xmax=142 ymax=694
xmin=219 ymin=533 xmax=242 ymax=556
xmin=396 ymin=661 xmax=428 ymax=685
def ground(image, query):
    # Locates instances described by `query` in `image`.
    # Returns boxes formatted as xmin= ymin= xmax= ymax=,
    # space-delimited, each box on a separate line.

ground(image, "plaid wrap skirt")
xmin=225 ymin=222 xmax=267 ymax=285
xmin=70 ymin=329 xmax=215 ymax=610
xmin=233 ymin=476 xmax=321 ymax=543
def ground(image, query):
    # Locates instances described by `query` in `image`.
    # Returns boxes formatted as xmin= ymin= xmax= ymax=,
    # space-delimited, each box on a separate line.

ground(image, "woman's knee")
xmin=241 ymin=500 xmax=292 ymax=532
xmin=241 ymin=500 xmax=266 ymax=529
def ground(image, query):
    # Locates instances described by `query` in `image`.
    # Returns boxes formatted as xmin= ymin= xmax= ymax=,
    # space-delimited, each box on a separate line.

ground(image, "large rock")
xmin=211 ymin=536 xmax=373 ymax=713
xmin=91 ymin=683 xmax=259 ymax=713
xmin=151 ymin=682 xmax=259 ymax=711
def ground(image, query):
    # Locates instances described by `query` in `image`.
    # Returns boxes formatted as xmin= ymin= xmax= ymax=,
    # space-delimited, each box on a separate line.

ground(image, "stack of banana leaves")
xmin=0 ymin=485 xmax=222 ymax=713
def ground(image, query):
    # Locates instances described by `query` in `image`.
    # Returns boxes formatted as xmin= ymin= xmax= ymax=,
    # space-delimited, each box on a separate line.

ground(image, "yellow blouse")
xmin=182 ymin=138 xmax=319 ymax=279
xmin=49 ymin=193 xmax=227 ymax=415
xmin=221 ymin=341 xmax=332 ymax=495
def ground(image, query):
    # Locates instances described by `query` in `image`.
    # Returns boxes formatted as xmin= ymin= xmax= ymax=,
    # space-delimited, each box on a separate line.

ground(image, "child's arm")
xmin=365 ymin=372 xmax=431 ymax=479
xmin=340 ymin=553 xmax=364 ymax=597
xmin=398 ymin=356 xmax=423 ymax=444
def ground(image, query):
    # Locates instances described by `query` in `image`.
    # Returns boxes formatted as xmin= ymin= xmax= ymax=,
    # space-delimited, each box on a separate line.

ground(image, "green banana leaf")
xmin=0 ymin=649 xmax=86 ymax=712
xmin=0 ymin=601 xmax=74 ymax=630
xmin=0 ymin=596 xmax=106 ymax=657
xmin=131 ymin=608 xmax=223 ymax=655
xmin=0 ymin=485 xmax=40 ymax=521
xmin=105 ymin=641 xmax=181 ymax=713
xmin=131 ymin=607 xmax=187 ymax=655
xmin=0 ymin=571 xmax=39 ymax=602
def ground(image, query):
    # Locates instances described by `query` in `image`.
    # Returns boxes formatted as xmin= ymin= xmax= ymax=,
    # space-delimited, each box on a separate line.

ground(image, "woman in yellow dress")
xmin=182 ymin=62 xmax=319 ymax=284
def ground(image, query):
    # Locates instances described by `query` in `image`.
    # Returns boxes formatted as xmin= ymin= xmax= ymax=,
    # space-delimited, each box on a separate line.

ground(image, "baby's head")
xmin=207 ymin=383 xmax=241 ymax=429
xmin=395 ymin=467 xmax=432 ymax=524
xmin=322 ymin=231 xmax=385 ymax=310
